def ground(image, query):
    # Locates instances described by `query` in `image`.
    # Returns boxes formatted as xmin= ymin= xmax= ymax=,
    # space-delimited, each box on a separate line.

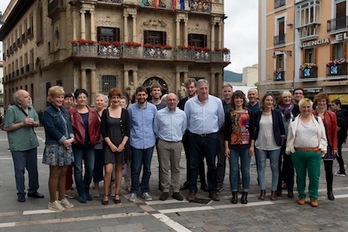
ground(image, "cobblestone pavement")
xmin=0 ymin=128 xmax=348 ymax=231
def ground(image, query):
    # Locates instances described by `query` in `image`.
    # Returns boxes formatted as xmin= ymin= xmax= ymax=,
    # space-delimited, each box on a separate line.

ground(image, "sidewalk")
xmin=0 ymin=128 xmax=348 ymax=231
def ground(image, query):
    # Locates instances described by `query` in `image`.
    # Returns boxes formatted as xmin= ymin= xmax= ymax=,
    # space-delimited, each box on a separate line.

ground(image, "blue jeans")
xmin=188 ymin=132 xmax=218 ymax=193
xmin=73 ymin=145 xmax=95 ymax=196
xmin=11 ymin=148 xmax=39 ymax=196
xmin=131 ymin=146 xmax=154 ymax=194
xmin=255 ymin=148 xmax=281 ymax=191
xmin=229 ymin=147 xmax=251 ymax=192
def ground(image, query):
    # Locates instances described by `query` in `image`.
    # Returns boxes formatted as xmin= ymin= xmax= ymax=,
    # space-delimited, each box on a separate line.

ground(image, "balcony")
xmin=327 ymin=16 xmax=348 ymax=34
xmin=274 ymin=71 xmax=285 ymax=81
xmin=274 ymin=0 xmax=286 ymax=9
xmin=300 ymin=67 xmax=318 ymax=78
xmin=274 ymin=34 xmax=286 ymax=46
xmin=48 ymin=0 xmax=65 ymax=18
xmin=327 ymin=63 xmax=348 ymax=76
xmin=72 ymin=44 xmax=231 ymax=63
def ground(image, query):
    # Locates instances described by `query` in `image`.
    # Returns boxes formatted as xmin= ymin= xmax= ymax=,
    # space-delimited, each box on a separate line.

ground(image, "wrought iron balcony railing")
xmin=300 ymin=67 xmax=318 ymax=78
xmin=274 ymin=0 xmax=286 ymax=9
xmin=274 ymin=34 xmax=286 ymax=46
xmin=327 ymin=63 xmax=348 ymax=76
xmin=274 ymin=71 xmax=285 ymax=81
xmin=327 ymin=16 xmax=348 ymax=33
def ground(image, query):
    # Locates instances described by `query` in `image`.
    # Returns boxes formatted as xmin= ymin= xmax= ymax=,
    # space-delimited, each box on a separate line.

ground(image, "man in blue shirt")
xmin=154 ymin=93 xmax=187 ymax=201
xmin=128 ymin=86 xmax=157 ymax=202
xmin=185 ymin=79 xmax=225 ymax=201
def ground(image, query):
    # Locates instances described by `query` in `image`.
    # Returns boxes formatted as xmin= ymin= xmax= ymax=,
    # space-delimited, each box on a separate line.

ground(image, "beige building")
xmin=242 ymin=64 xmax=258 ymax=86
xmin=259 ymin=0 xmax=348 ymax=104
xmin=0 ymin=0 xmax=230 ymax=111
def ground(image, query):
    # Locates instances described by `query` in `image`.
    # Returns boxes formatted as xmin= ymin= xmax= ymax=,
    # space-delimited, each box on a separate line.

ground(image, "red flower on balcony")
xmin=112 ymin=41 xmax=122 ymax=47
xmin=326 ymin=58 xmax=346 ymax=67
xmin=99 ymin=41 xmax=112 ymax=46
xmin=125 ymin=42 xmax=141 ymax=47
xmin=215 ymin=48 xmax=230 ymax=53
xmin=71 ymin=39 xmax=96 ymax=45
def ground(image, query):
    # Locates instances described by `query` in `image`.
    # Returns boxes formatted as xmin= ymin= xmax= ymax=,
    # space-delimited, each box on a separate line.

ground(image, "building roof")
xmin=224 ymin=69 xmax=242 ymax=82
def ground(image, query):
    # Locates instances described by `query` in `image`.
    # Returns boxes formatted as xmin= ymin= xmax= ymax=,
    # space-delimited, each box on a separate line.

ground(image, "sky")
xmin=0 ymin=0 xmax=258 ymax=73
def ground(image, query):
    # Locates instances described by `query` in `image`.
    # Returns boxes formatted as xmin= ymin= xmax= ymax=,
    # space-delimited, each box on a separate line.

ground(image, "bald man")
xmin=4 ymin=90 xmax=44 ymax=202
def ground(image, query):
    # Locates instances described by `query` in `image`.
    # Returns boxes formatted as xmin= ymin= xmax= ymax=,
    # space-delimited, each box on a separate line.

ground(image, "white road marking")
xmin=153 ymin=213 xmax=192 ymax=232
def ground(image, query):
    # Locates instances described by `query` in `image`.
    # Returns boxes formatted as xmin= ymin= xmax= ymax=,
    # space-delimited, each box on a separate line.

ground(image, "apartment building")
xmin=0 ymin=0 xmax=230 ymax=111
xmin=259 ymin=0 xmax=348 ymax=104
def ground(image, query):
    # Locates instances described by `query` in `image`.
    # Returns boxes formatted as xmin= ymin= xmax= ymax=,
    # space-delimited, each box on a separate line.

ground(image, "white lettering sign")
xmin=300 ymin=38 xmax=330 ymax=48
xmin=336 ymin=32 xmax=348 ymax=41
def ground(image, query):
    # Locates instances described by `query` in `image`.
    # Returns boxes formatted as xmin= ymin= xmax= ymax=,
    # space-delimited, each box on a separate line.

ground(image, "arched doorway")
xmin=143 ymin=77 xmax=168 ymax=101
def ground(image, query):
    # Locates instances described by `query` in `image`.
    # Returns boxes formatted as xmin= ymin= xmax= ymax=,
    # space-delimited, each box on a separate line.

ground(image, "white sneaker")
xmin=142 ymin=192 xmax=152 ymax=201
xmin=128 ymin=193 xmax=137 ymax=202
xmin=48 ymin=200 xmax=65 ymax=211
xmin=59 ymin=198 xmax=74 ymax=208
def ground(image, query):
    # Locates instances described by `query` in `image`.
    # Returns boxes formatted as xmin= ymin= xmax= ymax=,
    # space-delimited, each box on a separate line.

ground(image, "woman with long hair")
xmin=253 ymin=93 xmax=285 ymax=201
xmin=224 ymin=90 xmax=254 ymax=204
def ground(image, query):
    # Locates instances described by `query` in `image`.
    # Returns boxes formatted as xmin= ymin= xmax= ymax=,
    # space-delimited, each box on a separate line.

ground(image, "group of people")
xmin=3 ymin=80 xmax=347 ymax=211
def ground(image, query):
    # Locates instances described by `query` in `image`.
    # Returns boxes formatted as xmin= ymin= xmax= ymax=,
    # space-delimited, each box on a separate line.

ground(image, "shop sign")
xmin=300 ymin=38 xmax=330 ymax=48
xmin=336 ymin=32 xmax=348 ymax=41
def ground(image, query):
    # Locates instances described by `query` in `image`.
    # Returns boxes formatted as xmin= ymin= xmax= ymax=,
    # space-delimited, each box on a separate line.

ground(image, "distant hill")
xmin=224 ymin=70 xmax=242 ymax=82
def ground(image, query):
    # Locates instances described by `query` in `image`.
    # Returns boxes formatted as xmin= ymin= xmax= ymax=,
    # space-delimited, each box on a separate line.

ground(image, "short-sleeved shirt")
xmin=5 ymin=104 xmax=39 ymax=151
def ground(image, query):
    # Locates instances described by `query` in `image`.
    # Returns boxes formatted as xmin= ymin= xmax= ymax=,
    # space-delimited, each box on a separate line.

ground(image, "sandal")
xmin=101 ymin=195 xmax=109 ymax=205
xmin=113 ymin=193 xmax=121 ymax=204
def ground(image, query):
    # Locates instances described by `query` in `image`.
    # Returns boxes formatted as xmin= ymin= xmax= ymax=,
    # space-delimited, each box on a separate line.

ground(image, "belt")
xmin=295 ymin=147 xmax=319 ymax=152
xmin=191 ymin=132 xmax=215 ymax=137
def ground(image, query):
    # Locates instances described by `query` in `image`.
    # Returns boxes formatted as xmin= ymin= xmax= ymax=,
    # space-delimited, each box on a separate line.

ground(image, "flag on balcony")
xmin=180 ymin=0 xmax=185 ymax=11
xmin=155 ymin=0 xmax=159 ymax=9
xmin=172 ymin=0 xmax=177 ymax=11
xmin=141 ymin=0 xmax=147 ymax=7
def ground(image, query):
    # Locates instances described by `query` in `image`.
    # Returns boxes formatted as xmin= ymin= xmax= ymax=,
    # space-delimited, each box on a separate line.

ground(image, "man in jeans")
xmin=4 ymin=89 xmax=44 ymax=202
xmin=128 ymin=86 xmax=157 ymax=202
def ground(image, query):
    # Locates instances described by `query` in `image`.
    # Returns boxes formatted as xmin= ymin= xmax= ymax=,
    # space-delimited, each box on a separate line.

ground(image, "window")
xmin=274 ymin=0 xmax=286 ymax=9
xmin=188 ymin=34 xmax=207 ymax=47
xmin=333 ymin=43 xmax=344 ymax=59
xmin=144 ymin=30 xmax=167 ymax=45
xmin=97 ymin=27 xmax=120 ymax=42
xmin=274 ymin=17 xmax=285 ymax=45
xmin=296 ymin=1 xmax=321 ymax=38
xmin=101 ymin=75 xmax=117 ymax=93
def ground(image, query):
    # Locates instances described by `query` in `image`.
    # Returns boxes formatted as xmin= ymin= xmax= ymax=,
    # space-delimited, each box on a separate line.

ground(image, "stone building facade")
xmin=0 ymin=0 xmax=230 ymax=111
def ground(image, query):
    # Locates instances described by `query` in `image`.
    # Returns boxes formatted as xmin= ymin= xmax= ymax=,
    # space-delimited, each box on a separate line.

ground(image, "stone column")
xmin=184 ymin=19 xmax=188 ymax=46
xmin=81 ymin=69 xmax=87 ymax=90
xmin=132 ymin=15 xmax=137 ymax=42
xmin=211 ymin=20 xmax=215 ymax=49
xmin=124 ymin=13 xmax=128 ymax=42
xmin=210 ymin=72 xmax=215 ymax=95
xmin=124 ymin=69 xmax=129 ymax=90
xmin=218 ymin=73 xmax=223 ymax=98
xmin=134 ymin=69 xmax=138 ymax=85
xmin=175 ymin=71 xmax=180 ymax=92
xmin=80 ymin=10 xmax=86 ymax=39
xmin=218 ymin=23 xmax=222 ymax=48
xmin=90 ymin=69 xmax=97 ymax=105
xmin=176 ymin=19 xmax=180 ymax=47
xmin=90 ymin=11 xmax=96 ymax=40
xmin=184 ymin=71 xmax=188 ymax=83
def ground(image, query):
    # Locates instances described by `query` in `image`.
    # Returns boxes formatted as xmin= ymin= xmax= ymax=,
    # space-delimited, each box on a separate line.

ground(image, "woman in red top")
xmin=313 ymin=92 xmax=338 ymax=200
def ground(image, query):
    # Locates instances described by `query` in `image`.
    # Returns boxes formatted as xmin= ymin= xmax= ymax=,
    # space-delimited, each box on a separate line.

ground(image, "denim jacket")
xmin=42 ymin=104 xmax=74 ymax=145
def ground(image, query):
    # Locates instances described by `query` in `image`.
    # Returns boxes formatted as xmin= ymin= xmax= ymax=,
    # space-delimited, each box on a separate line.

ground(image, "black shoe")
xmin=172 ymin=192 xmax=184 ymax=201
xmin=180 ymin=182 xmax=189 ymax=190
xmin=241 ymin=192 xmax=248 ymax=204
xmin=231 ymin=191 xmax=238 ymax=204
xmin=276 ymin=189 xmax=282 ymax=197
xmin=327 ymin=191 xmax=335 ymax=201
xmin=27 ymin=191 xmax=44 ymax=198
xmin=17 ymin=195 xmax=26 ymax=202
xmin=101 ymin=196 xmax=109 ymax=205
xmin=159 ymin=192 xmax=169 ymax=201
xmin=186 ymin=191 xmax=196 ymax=201
xmin=201 ymin=183 xmax=209 ymax=192
xmin=287 ymin=188 xmax=294 ymax=198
